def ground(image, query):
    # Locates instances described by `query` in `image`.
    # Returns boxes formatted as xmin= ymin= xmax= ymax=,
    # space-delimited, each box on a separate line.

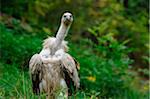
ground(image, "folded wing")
xmin=29 ymin=54 xmax=44 ymax=94
xmin=61 ymin=53 xmax=80 ymax=95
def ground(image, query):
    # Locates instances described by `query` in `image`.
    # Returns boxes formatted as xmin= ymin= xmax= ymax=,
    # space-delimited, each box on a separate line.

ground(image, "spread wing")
xmin=29 ymin=54 xmax=44 ymax=94
xmin=61 ymin=53 xmax=80 ymax=95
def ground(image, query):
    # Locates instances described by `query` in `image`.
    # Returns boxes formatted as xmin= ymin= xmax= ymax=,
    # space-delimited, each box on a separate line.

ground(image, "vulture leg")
xmin=57 ymin=78 xmax=68 ymax=99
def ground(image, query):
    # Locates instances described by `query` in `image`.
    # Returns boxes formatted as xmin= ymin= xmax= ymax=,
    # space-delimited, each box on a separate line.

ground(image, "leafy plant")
xmin=0 ymin=0 xmax=149 ymax=98
xmin=69 ymin=33 xmax=133 ymax=97
xmin=0 ymin=22 xmax=42 ymax=68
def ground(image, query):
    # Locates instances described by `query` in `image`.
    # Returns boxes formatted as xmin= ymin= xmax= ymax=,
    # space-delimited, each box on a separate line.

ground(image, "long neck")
xmin=55 ymin=23 xmax=70 ymax=47
xmin=51 ymin=23 xmax=70 ymax=55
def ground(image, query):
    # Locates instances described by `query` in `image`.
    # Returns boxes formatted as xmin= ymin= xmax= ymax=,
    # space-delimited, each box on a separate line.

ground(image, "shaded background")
xmin=0 ymin=0 xmax=149 ymax=98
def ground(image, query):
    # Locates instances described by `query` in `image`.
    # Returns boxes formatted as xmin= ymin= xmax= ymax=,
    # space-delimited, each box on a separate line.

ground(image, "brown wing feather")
xmin=61 ymin=53 xmax=80 ymax=89
xmin=29 ymin=54 xmax=43 ymax=94
xmin=73 ymin=57 xmax=80 ymax=71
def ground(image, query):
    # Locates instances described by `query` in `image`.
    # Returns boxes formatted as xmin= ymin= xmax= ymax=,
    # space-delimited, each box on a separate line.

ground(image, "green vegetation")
xmin=0 ymin=0 xmax=149 ymax=98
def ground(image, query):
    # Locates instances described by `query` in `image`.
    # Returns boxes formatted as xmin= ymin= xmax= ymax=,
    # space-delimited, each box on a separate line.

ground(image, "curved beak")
xmin=66 ymin=16 xmax=71 ymax=21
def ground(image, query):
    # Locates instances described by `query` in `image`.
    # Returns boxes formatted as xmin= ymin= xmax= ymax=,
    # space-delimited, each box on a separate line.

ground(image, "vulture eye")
xmin=64 ymin=15 xmax=67 ymax=18
xmin=70 ymin=15 xmax=72 ymax=17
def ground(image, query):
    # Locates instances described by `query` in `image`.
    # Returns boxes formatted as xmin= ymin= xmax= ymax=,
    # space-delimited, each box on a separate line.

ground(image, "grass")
xmin=0 ymin=62 xmax=47 ymax=98
xmin=0 ymin=62 xmax=149 ymax=99
xmin=0 ymin=19 xmax=149 ymax=99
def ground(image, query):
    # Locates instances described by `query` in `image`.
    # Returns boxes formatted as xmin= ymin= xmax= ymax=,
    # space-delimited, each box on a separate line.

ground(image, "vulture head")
xmin=61 ymin=12 xmax=73 ymax=26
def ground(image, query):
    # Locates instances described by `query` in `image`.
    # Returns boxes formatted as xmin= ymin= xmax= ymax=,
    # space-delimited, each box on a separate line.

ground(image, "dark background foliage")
xmin=0 ymin=0 xmax=149 ymax=98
